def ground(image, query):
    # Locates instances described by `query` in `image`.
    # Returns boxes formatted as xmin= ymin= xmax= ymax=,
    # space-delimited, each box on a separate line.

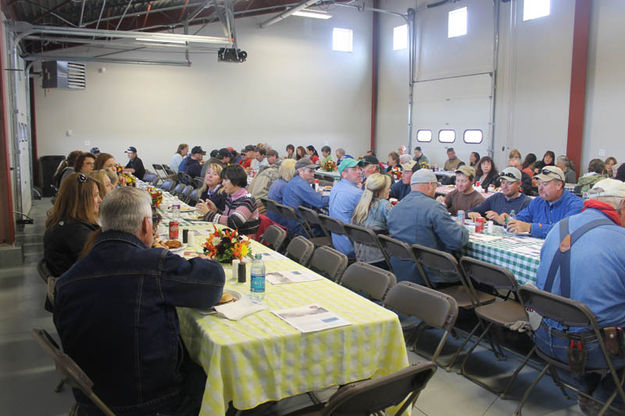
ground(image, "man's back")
xmin=54 ymin=230 xmax=224 ymax=414
xmin=329 ymin=180 xmax=362 ymax=256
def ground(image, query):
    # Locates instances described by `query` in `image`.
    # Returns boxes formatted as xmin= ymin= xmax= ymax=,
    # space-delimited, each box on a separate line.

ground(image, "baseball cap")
xmin=338 ymin=158 xmax=364 ymax=175
xmin=125 ymin=146 xmax=137 ymax=153
xmin=244 ymin=145 xmax=256 ymax=153
xmin=455 ymin=165 xmax=476 ymax=178
xmin=587 ymin=179 xmax=625 ymax=199
xmin=362 ymin=155 xmax=379 ymax=166
xmin=90 ymin=147 xmax=101 ymax=155
xmin=499 ymin=167 xmax=521 ymax=183
xmin=401 ymin=160 xmax=416 ymax=171
xmin=295 ymin=157 xmax=316 ymax=170
xmin=536 ymin=166 xmax=565 ymax=182
xmin=410 ymin=169 xmax=437 ymax=185
xmin=191 ymin=146 xmax=206 ymax=155
xmin=218 ymin=148 xmax=231 ymax=158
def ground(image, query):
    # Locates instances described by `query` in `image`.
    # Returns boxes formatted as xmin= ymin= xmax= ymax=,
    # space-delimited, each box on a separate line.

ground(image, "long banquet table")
xmin=153 ymin=193 xmax=410 ymax=415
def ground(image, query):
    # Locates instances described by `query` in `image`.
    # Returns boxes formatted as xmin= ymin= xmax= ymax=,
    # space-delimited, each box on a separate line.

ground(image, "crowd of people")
xmin=43 ymin=140 xmax=625 ymax=414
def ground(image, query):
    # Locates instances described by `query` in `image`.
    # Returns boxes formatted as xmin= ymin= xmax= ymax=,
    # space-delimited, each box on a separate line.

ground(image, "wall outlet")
xmin=598 ymin=148 xmax=606 ymax=157
xmin=66 ymin=129 xmax=72 ymax=137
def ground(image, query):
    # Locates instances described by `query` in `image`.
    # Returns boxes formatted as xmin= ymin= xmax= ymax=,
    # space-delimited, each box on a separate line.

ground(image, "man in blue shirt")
xmin=178 ymin=146 xmax=205 ymax=183
xmin=329 ymin=158 xmax=364 ymax=257
xmin=389 ymin=161 xmax=415 ymax=201
xmin=507 ymin=166 xmax=583 ymax=238
xmin=282 ymin=158 xmax=329 ymax=236
xmin=467 ymin=167 xmax=531 ymax=224
xmin=388 ymin=169 xmax=468 ymax=285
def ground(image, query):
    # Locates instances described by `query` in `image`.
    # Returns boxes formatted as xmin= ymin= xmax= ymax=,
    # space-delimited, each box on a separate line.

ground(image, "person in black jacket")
xmin=475 ymin=156 xmax=500 ymax=191
xmin=124 ymin=146 xmax=146 ymax=180
xmin=43 ymin=173 xmax=102 ymax=277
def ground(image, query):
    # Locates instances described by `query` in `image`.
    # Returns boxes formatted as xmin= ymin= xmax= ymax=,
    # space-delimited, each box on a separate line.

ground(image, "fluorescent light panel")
xmin=293 ymin=9 xmax=332 ymax=19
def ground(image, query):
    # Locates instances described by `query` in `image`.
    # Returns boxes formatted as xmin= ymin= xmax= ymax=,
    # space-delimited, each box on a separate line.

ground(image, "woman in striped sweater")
xmin=202 ymin=164 xmax=260 ymax=235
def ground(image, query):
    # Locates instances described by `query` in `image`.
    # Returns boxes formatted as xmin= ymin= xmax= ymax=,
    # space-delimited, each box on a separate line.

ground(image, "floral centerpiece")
xmin=115 ymin=163 xmax=136 ymax=187
xmin=419 ymin=161 xmax=430 ymax=170
xmin=202 ymin=226 xmax=252 ymax=263
xmin=146 ymin=186 xmax=163 ymax=208
xmin=321 ymin=159 xmax=337 ymax=172
xmin=388 ymin=166 xmax=402 ymax=181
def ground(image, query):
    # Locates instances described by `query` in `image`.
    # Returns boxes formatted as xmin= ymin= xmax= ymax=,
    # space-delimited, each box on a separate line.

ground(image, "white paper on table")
xmin=272 ymin=304 xmax=351 ymax=333
xmin=266 ymin=270 xmax=324 ymax=285
xmin=214 ymin=297 xmax=267 ymax=320
xmin=257 ymin=251 xmax=287 ymax=262
xmin=509 ymin=245 xmax=542 ymax=257
xmin=469 ymin=233 xmax=503 ymax=243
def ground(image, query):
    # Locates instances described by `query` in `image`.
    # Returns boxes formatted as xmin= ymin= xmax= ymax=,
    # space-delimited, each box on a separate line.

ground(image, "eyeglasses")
xmin=77 ymin=173 xmax=88 ymax=184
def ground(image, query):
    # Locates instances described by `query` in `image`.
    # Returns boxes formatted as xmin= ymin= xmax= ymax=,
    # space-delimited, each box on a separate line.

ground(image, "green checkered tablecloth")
xmin=173 ymin=226 xmax=409 ymax=416
xmin=463 ymin=233 xmax=543 ymax=285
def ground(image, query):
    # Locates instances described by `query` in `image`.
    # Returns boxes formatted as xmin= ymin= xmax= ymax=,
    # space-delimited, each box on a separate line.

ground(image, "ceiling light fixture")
xmin=292 ymin=9 xmax=333 ymax=20
xmin=136 ymin=37 xmax=187 ymax=45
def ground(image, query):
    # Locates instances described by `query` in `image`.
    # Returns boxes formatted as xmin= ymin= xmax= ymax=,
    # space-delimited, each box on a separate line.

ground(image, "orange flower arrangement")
xmin=202 ymin=225 xmax=252 ymax=263
xmin=146 ymin=186 xmax=163 ymax=208
xmin=321 ymin=159 xmax=337 ymax=172
xmin=388 ymin=166 xmax=402 ymax=180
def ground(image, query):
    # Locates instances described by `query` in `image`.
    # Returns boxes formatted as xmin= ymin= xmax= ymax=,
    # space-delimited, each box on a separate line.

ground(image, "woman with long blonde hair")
xmin=351 ymin=173 xmax=393 ymax=269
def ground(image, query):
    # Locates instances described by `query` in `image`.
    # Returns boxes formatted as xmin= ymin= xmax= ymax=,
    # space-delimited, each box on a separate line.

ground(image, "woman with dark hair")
xmin=74 ymin=152 xmax=96 ymax=174
xmin=306 ymin=145 xmax=320 ymax=164
xmin=285 ymin=144 xmax=295 ymax=159
xmin=202 ymin=164 xmax=260 ymax=235
xmin=44 ymin=173 xmax=102 ymax=276
xmin=196 ymin=163 xmax=227 ymax=213
xmin=535 ymin=150 xmax=555 ymax=173
xmin=53 ymin=150 xmax=82 ymax=188
xmin=475 ymin=156 xmax=500 ymax=191
xmin=522 ymin=153 xmax=537 ymax=178
xmin=605 ymin=157 xmax=618 ymax=177
xmin=95 ymin=153 xmax=116 ymax=172
xmin=469 ymin=152 xmax=481 ymax=168
xmin=295 ymin=146 xmax=307 ymax=161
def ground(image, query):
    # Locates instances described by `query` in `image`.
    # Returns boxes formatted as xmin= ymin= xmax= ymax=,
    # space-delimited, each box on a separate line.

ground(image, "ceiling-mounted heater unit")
xmin=42 ymin=61 xmax=86 ymax=90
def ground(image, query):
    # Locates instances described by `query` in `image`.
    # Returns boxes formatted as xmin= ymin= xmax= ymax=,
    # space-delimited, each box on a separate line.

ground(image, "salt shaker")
xmin=231 ymin=259 xmax=240 ymax=282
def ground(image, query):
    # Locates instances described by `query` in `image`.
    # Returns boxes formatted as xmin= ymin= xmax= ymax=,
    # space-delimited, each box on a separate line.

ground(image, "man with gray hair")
xmin=388 ymin=169 xmax=468 ymax=285
xmin=54 ymin=187 xmax=225 ymax=415
xmin=535 ymin=178 xmax=625 ymax=414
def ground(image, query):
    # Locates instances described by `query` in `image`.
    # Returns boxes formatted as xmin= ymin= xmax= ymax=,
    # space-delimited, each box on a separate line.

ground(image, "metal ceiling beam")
xmin=23 ymin=54 xmax=191 ymax=67
xmin=115 ymin=0 xmax=134 ymax=30
xmin=81 ymin=1 xmax=210 ymax=27
xmin=259 ymin=0 xmax=320 ymax=28
xmin=15 ymin=0 xmax=76 ymax=27
xmin=20 ymin=34 xmax=221 ymax=51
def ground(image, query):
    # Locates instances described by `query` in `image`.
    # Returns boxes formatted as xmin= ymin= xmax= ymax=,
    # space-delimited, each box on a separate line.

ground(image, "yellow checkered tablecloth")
xmin=176 ymin=226 xmax=409 ymax=415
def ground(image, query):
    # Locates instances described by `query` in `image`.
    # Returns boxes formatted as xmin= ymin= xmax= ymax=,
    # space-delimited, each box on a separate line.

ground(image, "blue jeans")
xmin=534 ymin=325 xmax=625 ymax=406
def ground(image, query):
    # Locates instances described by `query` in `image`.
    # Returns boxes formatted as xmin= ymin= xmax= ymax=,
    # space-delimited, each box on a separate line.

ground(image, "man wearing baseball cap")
xmin=282 ymin=157 xmax=328 ymax=236
xmin=389 ymin=160 xmax=416 ymax=201
xmin=436 ymin=165 xmax=484 ymax=216
xmin=178 ymin=146 xmax=205 ymax=183
xmin=388 ymin=169 xmax=468 ymax=285
xmin=534 ymin=178 xmax=625 ymax=413
xmin=506 ymin=166 xmax=583 ymax=238
xmin=467 ymin=167 xmax=532 ymax=224
xmin=124 ymin=146 xmax=146 ymax=180
xmin=329 ymin=158 xmax=364 ymax=257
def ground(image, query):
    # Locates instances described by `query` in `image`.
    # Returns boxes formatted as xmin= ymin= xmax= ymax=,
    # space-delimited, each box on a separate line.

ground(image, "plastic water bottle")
xmin=250 ymin=253 xmax=265 ymax=301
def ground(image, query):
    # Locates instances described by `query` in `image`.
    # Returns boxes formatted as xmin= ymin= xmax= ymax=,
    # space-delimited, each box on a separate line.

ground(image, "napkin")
xmin=214 ymin=297 xmax=267 ymax=320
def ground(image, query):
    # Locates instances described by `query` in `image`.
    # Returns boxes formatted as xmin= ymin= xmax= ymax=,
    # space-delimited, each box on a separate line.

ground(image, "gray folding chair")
xmin=171 ymin=183 xmax=185 ymax=197
xmin=159 ymin=179 xmax=176 ymax=192
xmin=187 ymin=189 xmax=199 ymax=206
xmin=276 ymin=203 xmax=313 ymax=238
xmin=298 ymin=206 xmax=332 ymax=247
xmin=178 ymin=172 xmax=193 ymax=186
xmin=308 ymin=246 xmax=349 ymax=282
xmin=193 ymin=177 xmax=204 ymax=189
xmin=282 ymin=361 xmax=437 ymax=416
xmin=260 ymin=225 xmax=287 ymax=252
xmin=285 ymin=236 xmax=315 ymax=266
xmin=458 ymin=256 xmax=533 ymax=395
xmin=384 ymin=281 xmax=458 ymax=365
xmin=341 ymin=262 xmax=396 ymax=301
xmin=180 ymin=185 xmax=194 ymax=202
xmin=515 ymin=286 xmax=625 ymax=416
xmin=32 ymin=328 xmax=116 ymax=416
xmin=260 ymin=197 xmax=279 ymax=215
xmin=343 ymin=223 xmax=392 ymax=270
xmin=317 ymin=214 xmax=349 ymax=246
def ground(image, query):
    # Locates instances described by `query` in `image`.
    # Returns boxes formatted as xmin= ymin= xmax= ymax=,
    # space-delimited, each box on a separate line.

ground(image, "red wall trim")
xmin=370 ymin=0 xmax=380 ymax=153
xmin=0 ymin=20 xmax=16 ymax=244
xmin=566 ymin=0 xmax=592 ymax=180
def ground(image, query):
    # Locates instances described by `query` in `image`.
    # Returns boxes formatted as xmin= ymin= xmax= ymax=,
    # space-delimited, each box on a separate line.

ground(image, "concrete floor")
xmin=0 ymin=197 xmax=585 ymax=416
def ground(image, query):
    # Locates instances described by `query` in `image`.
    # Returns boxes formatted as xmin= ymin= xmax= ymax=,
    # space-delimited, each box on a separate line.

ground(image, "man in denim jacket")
xmin=54 ymin=187 xmax=225 ymax=415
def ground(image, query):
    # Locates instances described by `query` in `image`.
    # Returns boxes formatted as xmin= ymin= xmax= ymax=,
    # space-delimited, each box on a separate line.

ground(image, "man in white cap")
xmin=506 ymin=166 xmax=583 ymax=238
xmin=467 ymin=167 xmax=532 ymax=224
xmin=388 ymin=169 xmax=468 ymax=286
xmin=534 ymin=178 xmax=625 ymax=414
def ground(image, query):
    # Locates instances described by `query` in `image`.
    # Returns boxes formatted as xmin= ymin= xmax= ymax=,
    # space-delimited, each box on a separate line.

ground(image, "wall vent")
xmin=42 ymin=61 xmax=86 ymax=90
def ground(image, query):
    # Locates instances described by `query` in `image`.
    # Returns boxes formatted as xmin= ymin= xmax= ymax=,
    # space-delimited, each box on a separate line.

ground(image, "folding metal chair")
xmin=515 ymin=286 xmax=625 ymax=416
xmin=171 ymin=183 xmax=185 ymax=197
xmin=180 ymin=185 xmax=194 ymax=202
xmin=187 ymin=189 xmax=199 ymax=206
xmin=276 ymin=203 xmax=313 ymax=238
xmin=341 ymin=262 xmax=396 ymax=301
xmin=159 ymin=179 xmax=176 ymax=192
xmin=384 ymin=281 xmax=458 ymax=365
xmin=152 ymin=164 xmax=167 ymax=182
xmin=298 ymin=206 xmax=333 ymax=247
xmin=260 ymin=225 xmax=287 ymax=252
xmin=317 ymin=214 xmax=349 ymax=246
xmin=285 ymin=236 xmax=315 ymax=266
xmin=162 ymin=164 xmax=176 ymax=176
xmin=343 ymin=223 xmax=392 ymax=270
xmin=260 ymin=198 xmax=279 ymax=215
xmin=458 ymin=257 xmax=533 ymax=395
xmin=178 ymin=172 xmax=194 ymax=186
xmin=282 ymin=361 xmax=437 ymax=416
xmin=193 ymin=177 xmax=204 ymax=189
xmin=32 ymin=328 xmax=116 ymax=416
xmin=308 ymin=246 xmax=348 ymax=282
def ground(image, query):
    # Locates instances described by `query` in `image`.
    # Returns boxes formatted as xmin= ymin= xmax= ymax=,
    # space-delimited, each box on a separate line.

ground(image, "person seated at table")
xmin=267 ymin=159 xmax=296 ymax=225
xmin=94 ymin=152 xmax=116 ymax=172
xmin=295 ymin=145 xmax=307 ymax=161
xmin=44 ymin=173 xmax=102 ymax=277
xmin=320 ymin=145 xmax=333 ymax=167
xmin=239 ymin=145 xmax=256 ymax=171
xmin=413 ymin=146 xmax=429 ymax=165
xmin=577 ymin=158 xmax=608 ymax=194
xmin=285 ymin=144 xmax=295 ymax=159
xmin=169 ymin=143 xmax=189 ymax=173
xmin=178 ymin=146 xmax=205 ymax=183
xmin=475 ymin=156 xmax=500 ymax=191
xmin=398 ymin=145 xmax=408 ymax=155
xmin=335 ymin=147 xmax=353 ymax=163
xmin=388 ymin=169 xmax=468 ymax=285
xmin=248 ymin=159 xmax=280 ymax=214
xmin=202 ymin=164 xmax=260 ymax=235
xmin=469 ymin=152 xmax=480 ymax=168
xmin=508 ymin=157 xmax=534 ymax=195
xmin=250 ymin=147 xmax=269 ymax=175
xmin=386 ymin=152 xmax=400 ymax=173
xmin=390 ymin=161 xmax=416 ymax=201
xmin=436 ymin=165 xmax=484 ymax=216
xmin=53 ymin=150 xmax=82 ymax=188
xmin=443 ymin=147 xmax=464 ymax=171
xmin=534 ymin=178 xmax=625 ymax=415
xmin=201 ymin=148 xmax=231 ymax=178
xmin=556 ymin=155 xmax=577 ymax=183
xmin=54 ymin=187 xmax=224 ymax=416
xmin=352 ymin=173 xmax=393 ymax=269
xmin=283 ymin=158 xmax=329 ymax=236
xmin=124 ymin=146 xmax=146 ymax=180
xmin=362 ymin=155 xmax=380 ymax=182
xmin=467 ymin=167 xmax=531 ymax=225
xmin=522 ymin=153 xmax=537 ymax=178
xmin=196 ymin=163 xmax=227 ymax=213
xmin=89 ymin=169 xmax=115 ymax=196
xmin=616 ymin=163 xmax=625 ymax=182
xmin=534 ymin=150 xmax=556 ymax=174
xmin=329 ymin=158 xmax=364 ymax=257
xmin=61 ymin=152 xmax=97 ymax=184
xmin=505 ymin=166 xmax=583 ymax=238
xmin=605 ymin=156 xmax=618 ymax=178
xmin=306 ymin=145 xmax=320 ymax=164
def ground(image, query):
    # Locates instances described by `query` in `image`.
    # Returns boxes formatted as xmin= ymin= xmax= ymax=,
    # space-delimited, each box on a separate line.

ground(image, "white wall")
xmin=35 ymin=7 xmax=373 ymax=168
